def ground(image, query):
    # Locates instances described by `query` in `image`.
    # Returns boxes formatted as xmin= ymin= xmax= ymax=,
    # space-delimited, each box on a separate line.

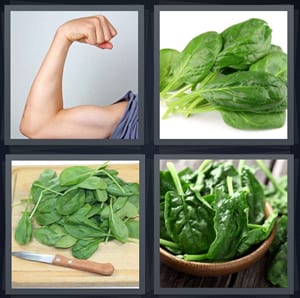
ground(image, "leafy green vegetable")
xmin=237 ymin=210 xmax=278 ymax=256
xmin=72 ymin=239 xmax=101 ymax=259
xmin=164 ymin=163 xmax=215 ymax=254
xmin=250 ymin=52 xmax=287 ymax=83
xmin=161 ymin=31 xmax=222 ymax=95
xmin=267 ymin=215 xmax=288 ymax=287
xmin=160 ymin=160 xmax=286 ymax=284
xmin=14 ymin=162 xmax=140 ymax=260
xmin=241 ymin=167 xmax=265 ymax=224
xmin=34 ymin=226 xmax=61 ymax=246
xmin=15 ymin=211 xmax=32 ymax=245
xmin=214 ymin=18 xmax=272 ymax=70
xmin=59 ymin=166 xmax=95 ymax=186
xmin=267 ymin=242 xmax=288 ymax=287
xmin=160 ymin=48 xmax=180 ymax=91
xmin=196 ymin=71 xmax=287 ymax=113
xmin=126 ymin=220 xmax=139 ymax=239
xmin=160 ymin=18 xmax=287 ymax=131
xmin=257 ymin=160 xmax=287 ymax=215
xmin=221 ymin=110 xmax=286 ymax=130
xmin=56 ymin=189 xmax=85 ymax=215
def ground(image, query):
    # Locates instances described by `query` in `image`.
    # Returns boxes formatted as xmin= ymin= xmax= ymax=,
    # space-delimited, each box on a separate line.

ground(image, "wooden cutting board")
xmin=11 ymin=163 xmax=140 ymax=288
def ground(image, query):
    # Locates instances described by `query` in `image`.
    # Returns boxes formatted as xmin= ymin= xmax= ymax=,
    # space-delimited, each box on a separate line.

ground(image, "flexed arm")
xmin=19 ymin=16 xmax=120 ymax=139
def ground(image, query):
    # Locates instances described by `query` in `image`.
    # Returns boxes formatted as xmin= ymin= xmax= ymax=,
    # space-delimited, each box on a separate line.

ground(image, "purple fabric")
xmin=109 ymin=90 xmax=138 ymax=140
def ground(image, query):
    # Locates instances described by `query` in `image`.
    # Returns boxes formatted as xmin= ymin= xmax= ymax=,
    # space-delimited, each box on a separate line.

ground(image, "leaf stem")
xmin=227 ymin=176 xmax=234 ymax=196
xmin=97 ymin=169 xmax=125 ymax=194
xmin=256 ymin=160 xmax=286 ymax=195
xmin=160 ymin=238 xmax=180 ymax=250
xmin=29 ymin=190 xmax=45 ymax=219
xmin=183 ymin=253 xmax=208 ymax=261
xmin=166 ymin=162 xmax=184 ymax=196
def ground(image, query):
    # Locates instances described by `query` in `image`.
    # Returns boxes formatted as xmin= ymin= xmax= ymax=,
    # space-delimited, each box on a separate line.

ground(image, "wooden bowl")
xmin=160 ymin=201 xmax=277 ymax=276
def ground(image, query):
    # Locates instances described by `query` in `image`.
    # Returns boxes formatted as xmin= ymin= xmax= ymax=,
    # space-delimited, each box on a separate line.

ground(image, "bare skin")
xmin=19 ymin=15 xmax=128 ymax=139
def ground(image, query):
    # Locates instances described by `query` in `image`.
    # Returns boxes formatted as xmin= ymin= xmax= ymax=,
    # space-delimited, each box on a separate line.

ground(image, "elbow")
xmin=19 ymin=120 xmax=40 ymax=139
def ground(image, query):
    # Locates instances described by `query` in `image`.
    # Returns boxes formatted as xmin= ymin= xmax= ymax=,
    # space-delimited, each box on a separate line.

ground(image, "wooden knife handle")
xmin=52 ymin=254 xmax=114 ymax=276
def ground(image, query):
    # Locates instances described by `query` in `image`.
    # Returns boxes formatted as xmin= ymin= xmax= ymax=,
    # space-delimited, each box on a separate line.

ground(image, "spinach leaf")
xmin=56 ymin=189 xmax=85 ymax=215
xmin=237 ymin=210 xmax=278 ymax=256
xmin=33 ymin=197 xmax=62 ymax=226
xmin=34 ymin=226 xmax=61 ymax=246
xmin=109 ymin=200 xmax=129 ymax=243
xmin=257 ymin=160 xmax=287 ymax=215
xmin=241 ymin=167 xmax=265 ymax=224
xmin=250 ymin=52 xmax=287 ymax=83
xmin=221 ymin=110 xmax=286 ymax=130
xmin=267 ymin=242 xmax=288 ymax=287
xmin=269 ymin=215 xmax=288 ymax=257
xmin=215 ymin=18 xmax=272 ymax=70
xmin=161 ymin=31 xmax=222 ymax=95
xmin=64 ymin=215 xmax=107 ymax=239
xmin=78 ymin=176 xmax=107 ymax=190
xmin=164 ymin=190 xmax=215 ymax=254
xmin=205 ymin=189 xmax=249 ymax=261
xmin=200 ymin=71 xmax=287 ymax=113
xmin=95 ymin=189 xmax=108 ymax=202
xmin=72 ymin=239 xmax=101 ymax=259
xmin=55 ymin=235 xmax=77 ymax=248
xmin=160 ymin=48 xmax=181 ymax=92
xmin=126 ymin=220 xmax=139 ymax=239
xmin=59 ymin=166 xmax=95 ymax=186
xmin=15 ymin=211 xmax=32 ymax=245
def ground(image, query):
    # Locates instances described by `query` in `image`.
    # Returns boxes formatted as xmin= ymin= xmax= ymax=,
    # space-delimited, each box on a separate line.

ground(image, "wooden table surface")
xmin=160 ymin=159 xmax=287 ymax=288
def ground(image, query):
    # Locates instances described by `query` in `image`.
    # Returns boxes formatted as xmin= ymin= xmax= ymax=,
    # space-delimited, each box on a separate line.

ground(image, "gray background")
xmin=10 ymin=10 xmax=138 ymax=139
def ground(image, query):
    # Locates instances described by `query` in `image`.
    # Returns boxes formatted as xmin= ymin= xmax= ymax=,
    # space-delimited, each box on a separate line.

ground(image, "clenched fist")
xmin=57 ymin=15 xmax=118 ymax=49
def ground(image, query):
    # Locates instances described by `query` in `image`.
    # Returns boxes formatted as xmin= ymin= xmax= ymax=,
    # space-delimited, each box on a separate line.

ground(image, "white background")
xmin=160 ymin=10 xmax=288 ymax=140
xmin=10 ymin=10 xmax=139 ymax=139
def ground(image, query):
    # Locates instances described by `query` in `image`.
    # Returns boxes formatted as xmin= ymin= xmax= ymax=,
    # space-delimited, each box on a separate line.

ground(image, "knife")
xmin=12 ymin=251 xmax=114 ymax=276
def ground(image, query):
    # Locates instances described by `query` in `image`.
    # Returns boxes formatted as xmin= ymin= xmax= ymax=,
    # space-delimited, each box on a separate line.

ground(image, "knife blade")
xmin=12 ymin=251 xmax=114 ymax=276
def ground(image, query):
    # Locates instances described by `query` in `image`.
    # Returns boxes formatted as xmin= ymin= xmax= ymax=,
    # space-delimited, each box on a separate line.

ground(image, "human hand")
xmin=57 ymin=15 xmax=118 ymax=49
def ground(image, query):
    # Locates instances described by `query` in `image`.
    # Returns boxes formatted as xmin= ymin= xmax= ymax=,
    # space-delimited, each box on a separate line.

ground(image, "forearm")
xmin=20 ymin=28 xmax=72 ymax=136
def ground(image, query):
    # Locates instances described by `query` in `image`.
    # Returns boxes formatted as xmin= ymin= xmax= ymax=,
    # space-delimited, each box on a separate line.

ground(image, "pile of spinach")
xmin=160 ymin=18 xmax=287 ymax=130
xmin=15 ymin=162 xmax=139 ymax=259
xmin=160 ymin=160 xmax=288 ymax=287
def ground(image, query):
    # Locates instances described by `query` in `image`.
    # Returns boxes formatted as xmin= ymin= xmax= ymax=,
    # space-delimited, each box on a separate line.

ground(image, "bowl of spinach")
xmin=160 ymin=160 xmax=286 ymax=279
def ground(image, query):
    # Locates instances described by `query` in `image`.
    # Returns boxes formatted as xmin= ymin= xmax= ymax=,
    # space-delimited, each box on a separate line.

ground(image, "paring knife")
xmin=12 ymin=251 xmax=114 ymax=276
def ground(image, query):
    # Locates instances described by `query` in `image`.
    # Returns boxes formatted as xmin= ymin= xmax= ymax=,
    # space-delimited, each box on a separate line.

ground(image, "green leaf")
xmin=95 ymin=189 xmax=108 ymax=202
xmin=241 ymin=167 xmax=265 ymax=224
xmin=163 ymin=31 xmax=222 ymax=93
xmin=56 ymin=189 xmax=85 ymax=215
xmin=64 ymin=215 xmax=106 ymax=239
xmin=59 ymin=166 xmax=95 ymax=186
xmin=55 ymin=235 xmax=77 ymax=248
xmin=221 ymin=110 xmax=286 ymax=130
xmin=33 ymin=227 xmax=61 ymax=246
xmin=250 ymin=52 xmax=287 ymax=83
xmin=126 ymin=220 xmax=139 ymax=239
xmin=34 ymin=197 xmax=62 ymax=226
xmin=72 ymin=239 xmax=101 ymax=259
xmin=160 ymin=48 xmax=181 ymax=91
xmin=215 ymin=18 xmax=272 ymax=70
xmin=78 ymin=176 xmax=107 ymax=190
xmin=164 ymin=189 xmax=215 ymax=254
xmin=267 ymin=242 xmax=288 ymax=287
xmin=15 ymin=211 xmax=32 ymax=245
xmin=206 ymin=190 xmax=248 ymax=261
xmin=109 ymin=202 xmax=128 ymax=243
